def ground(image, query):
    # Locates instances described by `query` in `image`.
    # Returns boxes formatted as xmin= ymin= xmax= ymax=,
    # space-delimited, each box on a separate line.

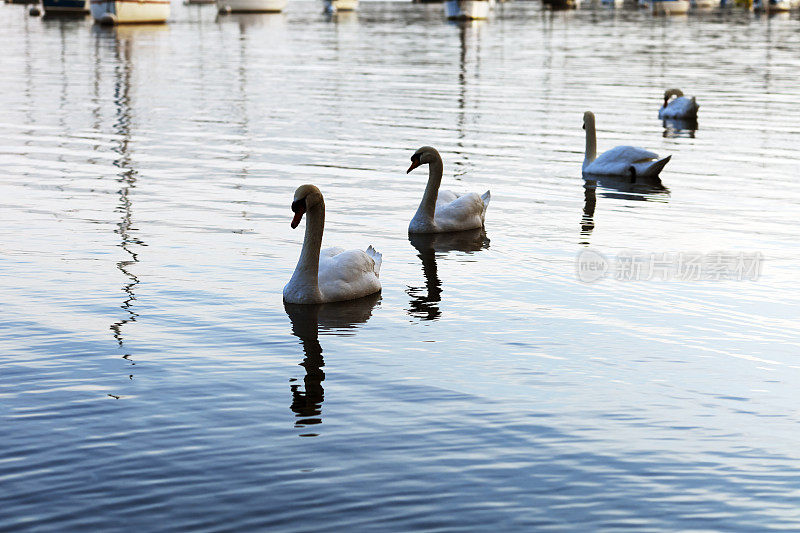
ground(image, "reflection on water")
xmin=580 ymin=182 xmax=596 ymax=244
xmin=325 ymin=9 xmax=358 ymax=23
xmin=452 ymin=20 xmax=483 ymax=178
xmin=285 ymin=293 xmax=380 ymax=436
xmin=99 ymin=28 xmax=144 ymax=384
xmin=584 ymin=175 xmax=670 ymax=203
xmin=217 ymin=11 xmax=287 ymax=30
xmin=581 ymin=177 xmax=669 ymax=244
xmin=407 ymin=229 xmax=489 ymax=321
xmin=662 ymin=117 xmax=698 ymax=138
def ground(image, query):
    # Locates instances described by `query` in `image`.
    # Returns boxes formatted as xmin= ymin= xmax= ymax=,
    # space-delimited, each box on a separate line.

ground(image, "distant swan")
xmin=658 ymin=88 xmax=699 ymax=120
xmin=582 ymin=111 xmax=671 ymax=182
xmin=406 ymin=146 xmax=490 ymax=233
xmin=283 ymin=184 xmax=382 ymax=304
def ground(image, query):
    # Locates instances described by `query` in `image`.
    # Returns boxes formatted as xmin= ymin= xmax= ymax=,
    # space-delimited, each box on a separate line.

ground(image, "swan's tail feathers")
xmin=641 ymin=155 xmax=671 ymax=180
xmin=480 ymin=190 xmax=491 ymax=221
xmin=366 ymin=245 xmax=382 ymax=276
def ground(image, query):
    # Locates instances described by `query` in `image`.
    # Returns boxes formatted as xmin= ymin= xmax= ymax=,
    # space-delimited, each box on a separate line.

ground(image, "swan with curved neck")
xmin=582 ymin=111 xmax=671 ymax=181
xmin=406 ymin=146 xmax=490 ymax=234
xmin=659 ymin=88 xmax=699 ymax=120
xmin=283 ymin=184 xmax=382 ymax=304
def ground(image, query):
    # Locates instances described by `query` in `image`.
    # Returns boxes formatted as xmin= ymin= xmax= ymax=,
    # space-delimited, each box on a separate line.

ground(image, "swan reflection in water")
xmin=662 ymin=118 xmax=698 ymax=139
xmin=284 ymin=292 xmax=380 ymax=436
xmin=581 ymin=182 xmax=596 ymax=245
xmin=407 ymin=228 xmax=490 ymax=321
xmin=581 ymin=178 xmax=670 ymax=244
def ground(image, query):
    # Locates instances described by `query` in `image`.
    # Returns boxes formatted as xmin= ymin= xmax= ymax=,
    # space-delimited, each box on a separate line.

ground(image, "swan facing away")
xmin=283 ymin=184 xmax=382 ymax=305
xmin=658 ymin=88 xmax=699 ymax=120
xmin=582 ymin=111 xmax=671 ymax=182
xmin=406 ymin=146 xmax=490 ymax=234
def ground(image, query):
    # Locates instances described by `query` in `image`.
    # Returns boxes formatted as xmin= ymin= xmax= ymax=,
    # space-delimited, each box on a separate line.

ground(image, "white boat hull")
xmin=91 ymin=0 xmax=169 ymax=23
xmin=753 ymin=0 xmax=792 ymax=10
xmin=650 ymin=0 xmax=690 ymax=13
xmin=324 ymin=0 xmax=357 ymax=11
xmin=691 ymin=0 xmax=716 ymax=7
xmin=445 ymin=0 xmax=490 ymax=19
xmin=217 ymin=0 xmax=285 ymax=12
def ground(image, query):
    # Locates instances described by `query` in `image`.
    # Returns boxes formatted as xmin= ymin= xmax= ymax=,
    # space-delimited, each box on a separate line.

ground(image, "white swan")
xmin=283 ymin=184 xmax=382 ymax=304
xmin=658 ymin=88 xmax=699 ymax=120
xmin=582 ymin=111 xmax=671 ymax=181
xmin=406 ymin=146 xmax=490 ymax=234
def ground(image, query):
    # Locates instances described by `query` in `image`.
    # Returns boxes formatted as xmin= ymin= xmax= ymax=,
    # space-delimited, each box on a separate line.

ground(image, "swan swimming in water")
xmin=283 ymin=184 xmax=382 ymax=304
xmin=658 ymin=88 xmax=699 ymax=120
xmin=406 ymin=146 xmax=490 ymax=234
xmin=582 ymin=111 xmax=671 ymax=182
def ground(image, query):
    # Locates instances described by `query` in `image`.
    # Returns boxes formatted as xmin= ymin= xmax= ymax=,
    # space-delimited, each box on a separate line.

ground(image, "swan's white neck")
xmin=583 ymin=118 xmax=597 ymax=169
xmin=288 ymin=200 xmax=325 ymax=302
xmin=411 ymin=155 xmax=443 ymax=229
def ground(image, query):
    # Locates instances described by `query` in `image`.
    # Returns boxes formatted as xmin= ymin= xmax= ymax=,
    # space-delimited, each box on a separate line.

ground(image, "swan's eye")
xmin=291 ymin=197 xmax=307 ymax=213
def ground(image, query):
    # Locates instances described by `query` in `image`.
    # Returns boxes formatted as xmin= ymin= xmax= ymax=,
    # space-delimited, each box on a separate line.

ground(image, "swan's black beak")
xmin=407 ymin=154 xmax=422 ymax=174
xmin=290 ymin=198 xmax=306 ymax=229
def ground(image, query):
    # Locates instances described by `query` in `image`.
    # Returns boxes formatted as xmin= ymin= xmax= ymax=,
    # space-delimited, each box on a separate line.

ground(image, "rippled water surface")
xmin=2 ymin=1 xmax=800 ymax=529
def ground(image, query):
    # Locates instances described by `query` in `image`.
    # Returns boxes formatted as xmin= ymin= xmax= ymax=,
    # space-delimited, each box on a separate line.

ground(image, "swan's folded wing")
xmin=318 ymin=248 xmax=381 ymax=301
xmin=436 ymin=189 xmax=460 ymax=206
xmin=434 ymin=192 xmax=486 ymax=231
xmin=585 ymin=145 xmax=659 ymax=176
xmin=660 ymin=96 xmax=698 ymax=119
xmin=604 ymin=145 xmax=659 ymax=162
xmin=319 ymin=246 xmax=346 ymax=260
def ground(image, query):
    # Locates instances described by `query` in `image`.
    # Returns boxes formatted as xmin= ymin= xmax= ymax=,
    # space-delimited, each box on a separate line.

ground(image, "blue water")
xmin=2 ymin=1 xmax=800 ymax=530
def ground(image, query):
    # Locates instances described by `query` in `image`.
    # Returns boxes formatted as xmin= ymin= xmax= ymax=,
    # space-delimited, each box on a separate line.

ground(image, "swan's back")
xmin=585 ymin=145 xmax=659 ymax=175
xmin=659 ymin=96 xmax=699 ymax=119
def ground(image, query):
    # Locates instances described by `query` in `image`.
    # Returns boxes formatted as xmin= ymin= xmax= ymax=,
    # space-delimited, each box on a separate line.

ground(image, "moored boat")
xmin=217 ymin=0 xmax=286 ymax=12
xmin=91 ymin=0 xmax=169 ymax=23
xmin=43 ymin=0 xmax=89 ymax=13
xmin=649 ymin=0 xmax=690 ymax=13
xmin=324 ymin=0 xmax=357 ymax=12
xmin=444 ymin=0 xmax=490 ymax=19
xmin=753 ymin=0 xmax=792 ymax=11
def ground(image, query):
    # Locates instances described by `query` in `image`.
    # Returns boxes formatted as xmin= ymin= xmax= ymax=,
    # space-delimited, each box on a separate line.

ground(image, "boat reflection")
xmin=662 ymin=117 xmax=698 ymax=138
xmin=451 ymin=19 xmax=483 ymax=179
xmin=215 ymin=11 xmax=287 ymax=30
xmin=93 ymin=23 xmax=146 ymax=389
xmin=284 ymin=293 xmax=381 ymax=437
xmin=407 ymin=229 xmax=489 ymax=321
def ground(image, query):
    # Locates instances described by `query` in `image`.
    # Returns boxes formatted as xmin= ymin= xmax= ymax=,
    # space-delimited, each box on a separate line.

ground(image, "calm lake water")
xmin=2 ymin=1 xmax=800 ymax=529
